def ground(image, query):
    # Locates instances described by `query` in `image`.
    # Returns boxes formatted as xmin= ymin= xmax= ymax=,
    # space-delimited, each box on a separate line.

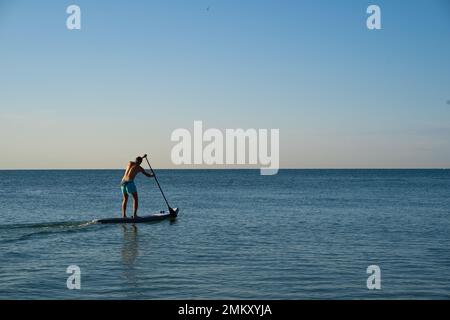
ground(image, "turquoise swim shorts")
xmin=121 ymin=180 xmax=137 ymax=195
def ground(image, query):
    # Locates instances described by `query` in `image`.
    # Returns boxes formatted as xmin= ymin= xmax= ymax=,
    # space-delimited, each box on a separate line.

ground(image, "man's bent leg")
xmin=132 ymin=192 xmax=139 ymax=218
xmin=122 ymin=194 xmax=129 ymax=218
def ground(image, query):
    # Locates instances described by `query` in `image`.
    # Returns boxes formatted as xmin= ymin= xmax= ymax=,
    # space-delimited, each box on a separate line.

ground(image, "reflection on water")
xmin=121 ymin=224 xmax=139 ymax=289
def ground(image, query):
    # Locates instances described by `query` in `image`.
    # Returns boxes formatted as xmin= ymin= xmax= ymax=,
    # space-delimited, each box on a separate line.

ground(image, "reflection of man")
xmin=121 ymin=225 xmax=139 ymax=267
xmin=120 ymin=155 xmax=154 ymax=218
xmin=121 ymin=225 xmax=139 ymax=290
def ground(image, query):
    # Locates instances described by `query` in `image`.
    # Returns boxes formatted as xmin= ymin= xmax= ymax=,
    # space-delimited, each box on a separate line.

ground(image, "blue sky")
xmin=0 ymin=0 xmax=449 ymax=168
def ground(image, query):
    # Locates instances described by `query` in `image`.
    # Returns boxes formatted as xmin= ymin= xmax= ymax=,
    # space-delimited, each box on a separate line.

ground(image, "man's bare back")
xmin=122 ymin=161 xmax=145 ymax=181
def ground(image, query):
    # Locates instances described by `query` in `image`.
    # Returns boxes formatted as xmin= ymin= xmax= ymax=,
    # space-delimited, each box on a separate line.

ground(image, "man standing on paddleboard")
xmin=121 ymin=155 xmax=154 ymax=219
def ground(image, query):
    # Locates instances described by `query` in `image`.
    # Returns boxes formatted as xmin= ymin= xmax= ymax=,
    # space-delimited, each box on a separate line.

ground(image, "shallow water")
xmin=0 ymin=169 xmax=449 ymax=299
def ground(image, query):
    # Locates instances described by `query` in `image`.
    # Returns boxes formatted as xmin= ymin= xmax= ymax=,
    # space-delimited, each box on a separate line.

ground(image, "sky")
xmin=0 ymin=0 xmax=449 ymax=169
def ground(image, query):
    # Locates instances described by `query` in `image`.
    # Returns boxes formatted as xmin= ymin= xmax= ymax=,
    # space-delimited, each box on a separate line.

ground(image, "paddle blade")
xmin=169 ymin=207 xmax=179 ymax=217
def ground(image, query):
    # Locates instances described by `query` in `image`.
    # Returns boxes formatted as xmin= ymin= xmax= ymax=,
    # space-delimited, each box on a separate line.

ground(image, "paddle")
xmin=142 ymin=154 xmax=178 ymax=216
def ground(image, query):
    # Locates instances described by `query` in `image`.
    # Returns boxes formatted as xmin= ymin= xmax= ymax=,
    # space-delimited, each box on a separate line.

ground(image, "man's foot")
xmin=132 ymin=215 xmax=138 ymax=219
xmin=122 ymin=215 xmax=127 ymax=219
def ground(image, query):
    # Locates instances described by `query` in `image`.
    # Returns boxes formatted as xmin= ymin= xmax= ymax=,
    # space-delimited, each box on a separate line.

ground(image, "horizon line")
xmin=0 ymin=168 xmax=449 ymax=171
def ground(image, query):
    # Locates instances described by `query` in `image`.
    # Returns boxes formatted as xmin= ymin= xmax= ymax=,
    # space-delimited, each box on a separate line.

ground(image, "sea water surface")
xmin=0 ymin=169 xmax=449 ymax=299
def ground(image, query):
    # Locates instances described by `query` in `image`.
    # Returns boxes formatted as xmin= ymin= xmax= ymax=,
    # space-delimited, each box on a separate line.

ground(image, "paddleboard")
xmin=95 ymin=208 xmax=178 ymax=224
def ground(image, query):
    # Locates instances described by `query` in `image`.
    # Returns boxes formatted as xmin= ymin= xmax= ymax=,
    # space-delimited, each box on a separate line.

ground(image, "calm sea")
xmin=0 ymin=169 xmax=449 ymax=299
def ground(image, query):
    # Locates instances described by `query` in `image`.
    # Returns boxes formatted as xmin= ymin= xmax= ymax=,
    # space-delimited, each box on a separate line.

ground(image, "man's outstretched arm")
xmin=140 ymin=167 xmax=155 ymax=178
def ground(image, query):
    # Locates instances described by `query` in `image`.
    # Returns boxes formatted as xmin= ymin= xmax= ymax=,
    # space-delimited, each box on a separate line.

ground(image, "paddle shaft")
xmin=143 ymin=156 xmax=172 ymax=210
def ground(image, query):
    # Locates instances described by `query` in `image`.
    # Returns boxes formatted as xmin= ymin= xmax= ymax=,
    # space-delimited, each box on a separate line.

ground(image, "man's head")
xmin=135 ymin=156 xmax=143 ymax=165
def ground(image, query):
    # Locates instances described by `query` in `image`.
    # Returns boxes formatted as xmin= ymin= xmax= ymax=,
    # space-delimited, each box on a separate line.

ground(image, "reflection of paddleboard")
xmin=95 ymin=208 xmax=178 ymax=224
